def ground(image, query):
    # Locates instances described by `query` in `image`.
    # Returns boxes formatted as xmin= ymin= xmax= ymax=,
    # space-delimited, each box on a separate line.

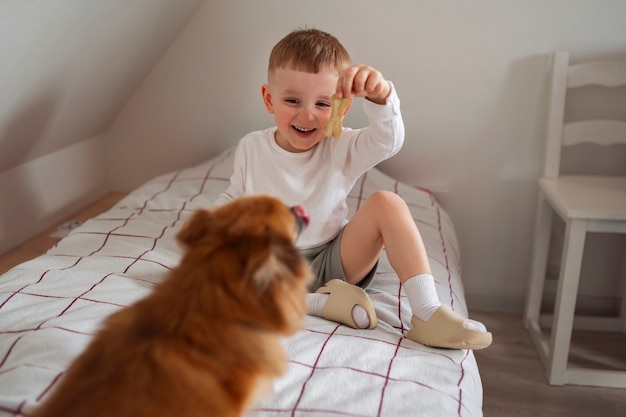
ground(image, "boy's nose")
xmin=298 ymin=107 xmax=316 ymax=121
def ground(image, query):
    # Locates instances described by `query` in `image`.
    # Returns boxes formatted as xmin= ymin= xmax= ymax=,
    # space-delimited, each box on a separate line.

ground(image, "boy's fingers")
xmin=367 ymin=79 xmax=385 ymax=96
xmin=352 ymin=69 xmax=368 ymax=94
xmin=338 ymin=65 xmax=387 ymax=100
xmin=337 ymin=65 xmax=360 ymax=98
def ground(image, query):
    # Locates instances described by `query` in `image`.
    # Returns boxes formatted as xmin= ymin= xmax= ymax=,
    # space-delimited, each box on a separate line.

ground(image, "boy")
xmin=215 ymin=29 xmax=491 ymax=349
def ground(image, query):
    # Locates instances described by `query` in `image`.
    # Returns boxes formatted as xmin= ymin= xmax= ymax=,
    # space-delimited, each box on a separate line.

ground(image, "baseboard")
xmin=465 ymin=293 xmax=524 ymax=313
xmin=465 ymin=291 xmax=620 ymax=315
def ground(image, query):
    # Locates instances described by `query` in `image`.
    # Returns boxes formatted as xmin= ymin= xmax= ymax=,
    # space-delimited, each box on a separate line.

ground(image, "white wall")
xmin=0 ymin=0 xmax=203 ymax=253
xmin=0 ymin=137 xmax=108 ymax=253
xmin=2 ymin=1 xmax=625 ymax=311
xmin=106 ymin=0 xmax=626 ymax=311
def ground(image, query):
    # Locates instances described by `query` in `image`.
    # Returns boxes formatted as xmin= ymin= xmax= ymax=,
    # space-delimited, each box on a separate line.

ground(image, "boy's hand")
xmin=336 ymin=64 xmax=391 ymax=105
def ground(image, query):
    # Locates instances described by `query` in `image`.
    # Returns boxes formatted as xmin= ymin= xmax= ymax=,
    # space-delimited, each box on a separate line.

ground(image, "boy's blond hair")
xmin=268 ymin=29 xmax=351 ymax=77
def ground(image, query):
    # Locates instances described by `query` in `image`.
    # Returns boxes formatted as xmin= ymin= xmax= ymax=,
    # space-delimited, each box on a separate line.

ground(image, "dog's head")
xmin=175 ymin=195 xmax=312 ymax=334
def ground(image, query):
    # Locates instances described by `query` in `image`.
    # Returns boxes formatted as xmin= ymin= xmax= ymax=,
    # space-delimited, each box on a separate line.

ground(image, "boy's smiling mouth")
xmin=292 ymin=125 xmax=316 ymax=134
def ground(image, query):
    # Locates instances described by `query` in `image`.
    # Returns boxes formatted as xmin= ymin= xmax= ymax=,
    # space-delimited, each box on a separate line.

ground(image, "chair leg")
xmin=620 ymin=244 xmax=626 ymax=332
xmin=524 ymin=193 xmax=553 ymax=327
xmin=546 ymin=218 xmax=587 ymax=385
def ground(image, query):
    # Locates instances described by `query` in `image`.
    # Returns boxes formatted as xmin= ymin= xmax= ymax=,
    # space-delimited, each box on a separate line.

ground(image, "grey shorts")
xmin=300 ymin=226 xmax=378 ymax=292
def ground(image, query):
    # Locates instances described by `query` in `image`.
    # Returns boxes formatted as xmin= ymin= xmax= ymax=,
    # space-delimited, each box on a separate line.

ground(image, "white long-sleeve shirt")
xmin=214 ymin=84 xmax=404 ymax=249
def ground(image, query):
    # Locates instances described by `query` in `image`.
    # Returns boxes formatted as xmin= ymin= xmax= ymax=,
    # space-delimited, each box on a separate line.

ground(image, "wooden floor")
xmin=473 ymin=310 xmax=626 ymax=417
xmin=1 ymin=194 xmax=626 ymax=416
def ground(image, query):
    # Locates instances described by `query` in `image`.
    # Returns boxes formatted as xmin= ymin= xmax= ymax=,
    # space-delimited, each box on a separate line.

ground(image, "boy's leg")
xmin=340 ymin=191 xmax=491 ymax=349
xmin=340 ymin=191 xmax=429 ymax=283
xmin=304 ymin=230 xmax=377 ymax=329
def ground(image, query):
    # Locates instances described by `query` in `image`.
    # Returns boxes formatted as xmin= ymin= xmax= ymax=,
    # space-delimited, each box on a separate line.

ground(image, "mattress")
xmin=0 ymin=148 xmax=483 ymax=416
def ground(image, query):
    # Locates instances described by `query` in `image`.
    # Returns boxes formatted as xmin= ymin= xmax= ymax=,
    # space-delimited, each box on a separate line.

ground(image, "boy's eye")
xmin=285 ymin=98 xmax=299 ymax=105
xmin=317 ymin=101 xmax=331 ymax=108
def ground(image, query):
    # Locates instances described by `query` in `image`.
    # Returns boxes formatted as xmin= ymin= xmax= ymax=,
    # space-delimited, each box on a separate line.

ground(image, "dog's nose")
xmin=290 ymin=205 xmax=310 ymax=235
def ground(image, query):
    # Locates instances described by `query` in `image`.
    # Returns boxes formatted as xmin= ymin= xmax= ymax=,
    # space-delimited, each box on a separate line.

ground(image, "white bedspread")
xmin=0 ymin=148 xmax=483 ymax=417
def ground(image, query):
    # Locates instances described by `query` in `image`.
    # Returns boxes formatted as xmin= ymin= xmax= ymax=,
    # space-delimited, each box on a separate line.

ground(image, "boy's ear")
xmin=261 ymin=84 xmax=274 ymax=114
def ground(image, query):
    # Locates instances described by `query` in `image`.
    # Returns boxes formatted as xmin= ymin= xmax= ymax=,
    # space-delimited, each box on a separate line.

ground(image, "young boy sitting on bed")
xmin=214 ymin=28 xmax=492 ymax=350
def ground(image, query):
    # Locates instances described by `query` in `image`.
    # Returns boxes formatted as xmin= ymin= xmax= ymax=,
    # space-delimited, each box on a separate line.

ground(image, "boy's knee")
xmin=368 ymin=190 xmax=407 ymax=211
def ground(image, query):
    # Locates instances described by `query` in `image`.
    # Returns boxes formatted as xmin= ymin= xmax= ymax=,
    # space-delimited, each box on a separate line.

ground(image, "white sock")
xmin=305 ymin=293 xmax=370 ymax=329
xmin=404 ymin=274 xmax=488 ymax=332
xmin=464 ymin=320 xmax=487 ymax=332
xmin=306 ymin=293 xmax=327 ymax=317
xmin=403 ymin=274 xmax=441 ymax=322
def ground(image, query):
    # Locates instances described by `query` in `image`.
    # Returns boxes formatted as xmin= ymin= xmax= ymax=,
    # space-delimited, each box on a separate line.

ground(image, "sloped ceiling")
xmin=0 ymin=0 xmax=203 ymax=173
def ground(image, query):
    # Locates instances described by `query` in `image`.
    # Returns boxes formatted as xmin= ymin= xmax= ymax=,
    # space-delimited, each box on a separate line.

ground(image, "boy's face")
xmin=262 ymin=67 xmax=350 ymax=153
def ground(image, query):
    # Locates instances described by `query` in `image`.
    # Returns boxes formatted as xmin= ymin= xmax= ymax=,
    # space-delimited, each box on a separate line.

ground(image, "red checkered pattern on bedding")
xmin=0 ymin=149 xmax=482 ymax=417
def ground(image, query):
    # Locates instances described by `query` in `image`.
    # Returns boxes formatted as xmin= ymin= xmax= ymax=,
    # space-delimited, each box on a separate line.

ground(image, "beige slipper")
xmin=406 ymin=305 xmax=492 ymax=350
xmin=315 ymin=279 xmax=378 ymax=329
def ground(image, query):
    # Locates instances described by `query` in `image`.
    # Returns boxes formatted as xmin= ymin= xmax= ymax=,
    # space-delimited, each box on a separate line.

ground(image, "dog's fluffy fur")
xmin=32 ymin=195 xmax=312 ymax=417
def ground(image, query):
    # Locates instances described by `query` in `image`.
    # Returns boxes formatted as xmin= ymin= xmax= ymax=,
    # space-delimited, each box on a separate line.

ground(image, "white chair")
xmin=523 ymin=51 xmax=626 ymax=388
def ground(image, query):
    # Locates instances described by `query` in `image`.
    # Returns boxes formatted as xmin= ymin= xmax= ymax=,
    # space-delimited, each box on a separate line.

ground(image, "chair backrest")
xmin=543 ymin=51 xmax=626 ymax=177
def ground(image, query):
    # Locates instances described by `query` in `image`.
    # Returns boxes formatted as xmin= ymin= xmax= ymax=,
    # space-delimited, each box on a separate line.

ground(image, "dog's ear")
xmin=252 ymin=250 xmax=287 ymax=292
xmin=250 ymin=240 xmax=296 ymax=292
xmin=248 ymin=239 xmax=309 ymax=333
xmin=176 ymin=209 xmax=214 ymax=248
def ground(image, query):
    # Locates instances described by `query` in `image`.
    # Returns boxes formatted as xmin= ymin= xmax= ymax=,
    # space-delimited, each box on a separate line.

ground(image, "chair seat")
xmin=540 ymin=175 xmax=626 ymax=220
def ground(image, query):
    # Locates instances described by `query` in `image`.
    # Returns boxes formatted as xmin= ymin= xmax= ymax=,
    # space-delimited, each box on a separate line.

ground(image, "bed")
xmin=0 ymin=148 xmax=484 ymax=417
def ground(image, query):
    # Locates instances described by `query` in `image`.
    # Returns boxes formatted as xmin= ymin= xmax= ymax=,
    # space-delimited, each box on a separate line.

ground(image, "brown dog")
xmin=32 ymin=195 xmax=312 ymax=417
